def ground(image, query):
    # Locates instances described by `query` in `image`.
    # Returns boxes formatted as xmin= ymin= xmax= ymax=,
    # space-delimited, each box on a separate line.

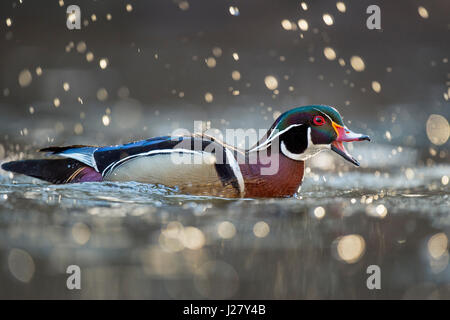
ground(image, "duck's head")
xmin=254 ymin=105 xmax=370 ymax=166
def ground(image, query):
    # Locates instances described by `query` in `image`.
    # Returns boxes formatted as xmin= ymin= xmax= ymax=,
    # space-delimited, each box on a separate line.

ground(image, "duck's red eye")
xmin=313 ymin=116 xmax=325 ymax=126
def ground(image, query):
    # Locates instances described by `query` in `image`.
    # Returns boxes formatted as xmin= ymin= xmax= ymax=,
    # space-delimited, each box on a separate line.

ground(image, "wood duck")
xmin=1 ymin=105 xmax=370 ymax=198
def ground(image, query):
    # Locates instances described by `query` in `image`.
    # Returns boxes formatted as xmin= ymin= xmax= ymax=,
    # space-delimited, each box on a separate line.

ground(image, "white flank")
xmin=102 ymin=148 xmax=209 ymax=177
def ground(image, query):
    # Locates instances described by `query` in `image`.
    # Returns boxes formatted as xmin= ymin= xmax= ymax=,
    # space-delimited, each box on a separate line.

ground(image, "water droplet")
xmin=180 ymin=226 xmax=205 ymax=250
xmin=385 ymin=130 xmax=392 ymax=141
xmin=72 ymin=222 xmax=91 ymax=245
xmin=18 ymin=69 xmax=32 ymax=87
xmin=178 ymin=1 xmax=189 ymax=11
xmin=229 ymin=6 xmax=239 ymax=16
xmin=323 ymin=47 xmax=336 ymax=60
xmin=74 ymin=123 xmax=84 ymax=135
xmin=428 ymin=233 xmax=448 ymax=259
xmin=204 ymin=92 xmax=213 ymax=103
xmin=264 ymin=75 xmax=278 ymax=90
xmin=323 ymin=13 xmax=334 ymax=26
xmin=96 ymin=88 xmax=108 ymax=101
xmin=375 ymin=204 xmax=388 ymax=218
xmin=99 ymin=58 xmax=109 ymax=69
xmin=314 ymin=206 xmax=326 ymax=219
xmin=297 ymin=19 xmax=308 ymax=31
xmin=418 ymin=6 xmax=429 ymax=19
xmin=334 ymin=234 xmax=366 ymax=264
xmin=86 ymin=52 xmax=94 ymax=62
xmin=350 ymin=56 xmax=365 ymax=71
xmin=371 ymin=81 xmax=381 ymax=93
xmin=212 ymin=46 xmax=222 ymax=57
xmin=336 ymin=2 xmax=346 ymax=13
xmin=405 ymin=168 xmax=415 ymax=180
xmin=253 ymin=221 xmax=270 ymax=238
xmin=281 ymin=19 xmax=292 ymax=30
xmin=76 ymin=41 xmax=87 ymax=53
xmin=217 ymin=221 xmax=236 ymax=239
xmin=426 ymin=114 xmax=449 ymax=145
xmin=205 ymin=57 xmax=216 ymax=68
xmin=231 ymin=70 xmax=241 ymax=81
xmin=8 ymin=249 xmax=35 ymax=283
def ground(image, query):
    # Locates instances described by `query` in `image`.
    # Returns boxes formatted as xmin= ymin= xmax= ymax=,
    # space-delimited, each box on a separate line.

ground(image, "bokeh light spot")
xmin=334 ymin=234 xmax=366 ymax=264
xmin=336 ymin=2 xmax=346 ymax=13
xmin=314 ymin=206 xmax=326 ymax=219
xmin=323 ymin=14 xmax=334 ymax=26
xmin=264 ymin=75 xmax=278 ymax=90
xmin=426 ymin=114 xmax=449 ymax=145
xmin=204 ymin=92 xmax=213 ymax=103
xmin=72 ymin=222 xmax=91 ymax=245
xmin=217 ymin=221 xmax=236 ymax=239
xmin=297 ymin=19 xmax=309 ymax=31
xmin=371 ymin=81 xmax=381 ymax=93
xmin=99 ymin=58 xmax=109 ymax=69
xmin=18 ymin=69 xmax=32 ymax=87
xmin=350 ymin=56 xmax=365 ymax=71
xmin=418 ymin=6 xmax=429 ymax=19
xmin=8 ymin=248 xmax=35 ymax=283
xmin=253 ymin=221 xmax=270 ymax=238
xmin=428 ymin=233 xmax=448 ymax=259
xmin=324 ymin=47 xmax=336 ymax=60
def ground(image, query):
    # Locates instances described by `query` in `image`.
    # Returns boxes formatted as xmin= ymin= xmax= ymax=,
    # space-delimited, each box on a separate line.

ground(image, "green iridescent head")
xmin=259 ymin=105 xmax=370 ymax=166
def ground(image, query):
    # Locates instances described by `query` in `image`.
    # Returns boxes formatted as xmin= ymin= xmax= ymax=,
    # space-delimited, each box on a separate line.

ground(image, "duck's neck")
xmin=238 ymin=150 xmax=305 ymax=198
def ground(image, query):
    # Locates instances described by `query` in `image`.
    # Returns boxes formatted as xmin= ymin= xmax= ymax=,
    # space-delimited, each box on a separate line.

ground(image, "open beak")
xmin=331 ymin=122 xmax=371 ymax=166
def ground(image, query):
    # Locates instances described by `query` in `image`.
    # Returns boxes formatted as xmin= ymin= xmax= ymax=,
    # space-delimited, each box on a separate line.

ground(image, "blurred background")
xmin=0 ymin=0 xmax=449 ymax=299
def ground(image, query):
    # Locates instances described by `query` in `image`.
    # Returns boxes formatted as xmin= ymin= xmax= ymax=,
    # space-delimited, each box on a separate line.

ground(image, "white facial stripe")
xmin=249 ymin=124 xmax=304 ymax=153
xmin=312 ymin=108 xmax=333 ymax=122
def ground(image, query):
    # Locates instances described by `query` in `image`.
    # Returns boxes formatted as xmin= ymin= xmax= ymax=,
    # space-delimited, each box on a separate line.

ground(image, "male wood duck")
xmin=1 ymin=105 xmax=370 ymax=198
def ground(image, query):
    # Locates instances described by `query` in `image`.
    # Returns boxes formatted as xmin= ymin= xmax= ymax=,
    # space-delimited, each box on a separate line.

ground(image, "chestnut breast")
xmin=239 ymin=152 xmax=305 ymax=198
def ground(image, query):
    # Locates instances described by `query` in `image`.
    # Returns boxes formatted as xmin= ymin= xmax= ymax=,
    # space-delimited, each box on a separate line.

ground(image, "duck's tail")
xmin=1 ymin=158 xmax=102 ymax=184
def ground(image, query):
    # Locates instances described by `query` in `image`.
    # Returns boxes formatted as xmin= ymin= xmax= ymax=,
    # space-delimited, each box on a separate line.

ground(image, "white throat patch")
xmin=280 ymin=127 xmax=330 ymax=161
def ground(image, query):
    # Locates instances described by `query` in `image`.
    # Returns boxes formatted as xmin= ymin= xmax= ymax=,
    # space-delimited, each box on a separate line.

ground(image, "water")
xmin=0 ymin=146 xmax=449 ymax=299
xmin=0 ymin=0 xmax=449 ymax=300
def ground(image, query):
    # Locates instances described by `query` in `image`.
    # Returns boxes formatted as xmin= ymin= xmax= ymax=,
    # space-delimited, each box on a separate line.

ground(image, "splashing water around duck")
xmin=1 ymin=105 xmax=370 ymax=198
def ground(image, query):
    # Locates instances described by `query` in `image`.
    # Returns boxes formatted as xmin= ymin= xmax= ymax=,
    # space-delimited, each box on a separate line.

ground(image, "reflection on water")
xmin=0 ymin=0 xmax=448 ymax=300
xmin=0 ymin=149 xmax=448 ymax=299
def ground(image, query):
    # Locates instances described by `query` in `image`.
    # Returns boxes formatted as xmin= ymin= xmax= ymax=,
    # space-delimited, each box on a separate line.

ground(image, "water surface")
xmin=1 ymin=146 xmax=448 ymax=299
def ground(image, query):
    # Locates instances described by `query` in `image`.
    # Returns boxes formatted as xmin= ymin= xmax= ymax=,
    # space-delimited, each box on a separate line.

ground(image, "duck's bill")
xmin=331 ymin=141 xmax=361 ymax=166
xmin=331 ymin=123 xmax=371 ymax=166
